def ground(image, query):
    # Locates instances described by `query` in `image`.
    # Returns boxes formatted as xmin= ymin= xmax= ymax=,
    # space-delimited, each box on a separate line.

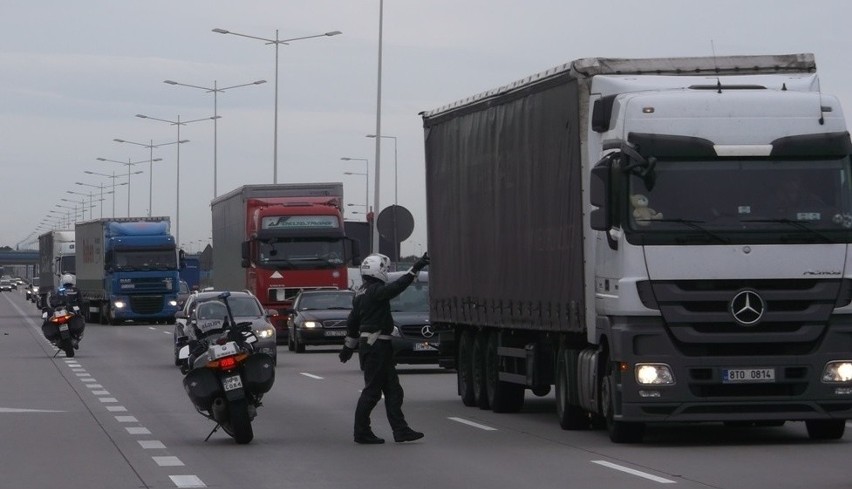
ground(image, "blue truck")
xmin=76 ymin=217 xmax=180 ymax=325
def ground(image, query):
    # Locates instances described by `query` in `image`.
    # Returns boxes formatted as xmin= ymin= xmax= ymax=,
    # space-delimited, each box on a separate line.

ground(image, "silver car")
xmin=173 ymin=290 xmax=277 ymax=366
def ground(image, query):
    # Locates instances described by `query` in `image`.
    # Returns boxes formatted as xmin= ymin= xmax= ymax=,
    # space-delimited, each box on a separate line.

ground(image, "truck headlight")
xmin=114 ymin=301 xmax=126 ymax=309
xmin=256 ymin=327 xmax=275 ymax=339
xmin=304 ymin=321 xmax=319 ymax=329
xmin=168 ymin=300 xmax=178 ymax=307
xmin=635 ymin=363 xmax=675 ymax=385
xmin=822 ymin=361 xmax=852 ymax=382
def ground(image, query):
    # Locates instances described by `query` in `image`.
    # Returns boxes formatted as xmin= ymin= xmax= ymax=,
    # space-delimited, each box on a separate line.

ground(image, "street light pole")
xmin=371 ymin=0 xmax=385 ymax=254
xmin=212 ymin=27 xmax=342 ymax=184
xmin=135 ymin=114 xmax=214 ymax=246
xmin=96 ymin=156 xmax=158 ymax=217
xmin=84 ymin=170 xmax=134 ymax=218
xmin=163 ymin=79 xmax=266 ymax=197
xmin=366 ymin=134 xmax=398 ymax=261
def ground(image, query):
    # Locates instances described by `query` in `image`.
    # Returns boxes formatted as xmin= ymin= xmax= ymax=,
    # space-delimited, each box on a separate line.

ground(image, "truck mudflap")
xmin=606 ymin=315 xmax=852 ymax=424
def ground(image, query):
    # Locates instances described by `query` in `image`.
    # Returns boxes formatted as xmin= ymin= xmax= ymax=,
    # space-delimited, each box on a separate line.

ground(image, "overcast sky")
xmin=2 ymin=0 xmax=850 ymax=255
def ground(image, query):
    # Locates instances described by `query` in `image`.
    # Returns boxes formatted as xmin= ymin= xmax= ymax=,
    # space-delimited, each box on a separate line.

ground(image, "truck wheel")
xmin=471 ymin=330 xmax=490 ymax=410
xmin=805 ymin=419 xmax=845 ymax=440
xmin=600 ymin=357 xmax=644 ymax=443
xmin=556 ymin=346 xmax=589 ymax=430
xmin=484 ymin=331 xmax=524 ymax=413
xmin=108 ymin=310 xmax=122 ymax=326
xmin=457 ymin=330 xmax=477 ymax=406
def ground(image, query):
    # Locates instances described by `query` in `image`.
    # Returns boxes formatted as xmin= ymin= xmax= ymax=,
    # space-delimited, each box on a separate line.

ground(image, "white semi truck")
xmin=37 ymin=230 xmax=76 ymax=308
xmin=422 ymin=53 xmax=852 ymax=442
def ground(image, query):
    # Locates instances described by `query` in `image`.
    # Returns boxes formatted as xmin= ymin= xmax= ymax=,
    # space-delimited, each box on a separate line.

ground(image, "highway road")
xmin=1 ymin=289 xmax=851 ymax=489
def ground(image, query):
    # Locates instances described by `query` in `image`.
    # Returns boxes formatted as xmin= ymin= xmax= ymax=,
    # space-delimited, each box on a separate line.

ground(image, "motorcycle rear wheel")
xmin=223 ymin=399 xmax=253 ymax=444
xmin=62 ymin=339 xmax=75 ymax=358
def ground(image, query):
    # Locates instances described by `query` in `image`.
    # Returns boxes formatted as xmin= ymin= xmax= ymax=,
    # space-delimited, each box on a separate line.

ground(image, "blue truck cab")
xmin=76 ymin=217 xmax=180 ymax=325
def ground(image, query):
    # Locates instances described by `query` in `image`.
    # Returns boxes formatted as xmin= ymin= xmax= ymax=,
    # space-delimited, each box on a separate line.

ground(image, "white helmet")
xmin=60 ymin=273 xmax=76 ymax=287
xmin=360 ymin=253 xmax=391 ymax=283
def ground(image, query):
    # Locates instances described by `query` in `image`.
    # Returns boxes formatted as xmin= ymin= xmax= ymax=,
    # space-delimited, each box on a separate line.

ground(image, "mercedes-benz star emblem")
xmin=729 ymin=290 xmax=765 ymax=326
xmin=421 ymin=325 xmax=434 ymax=338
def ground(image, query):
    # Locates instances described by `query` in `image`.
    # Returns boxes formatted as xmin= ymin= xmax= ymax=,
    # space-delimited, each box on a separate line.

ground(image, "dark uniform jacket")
xmin=346 ymin=273 xmax=415 ymax=337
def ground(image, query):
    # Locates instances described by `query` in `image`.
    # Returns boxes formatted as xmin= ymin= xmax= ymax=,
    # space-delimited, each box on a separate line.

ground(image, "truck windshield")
xmin=257 ymin=239 xmax=345 ymax=269
xmin=625 ymin=157 xmax=852 ymax=245
xmin=58 ymin=256 xmax=76 ymax=274
xmin=112 ymin=250 xmax=177 ymax=271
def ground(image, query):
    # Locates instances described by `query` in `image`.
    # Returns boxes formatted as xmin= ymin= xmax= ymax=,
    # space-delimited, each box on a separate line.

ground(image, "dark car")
xmin=173 ymin=290 xmax=278 ymax=366
xmin=385 ymin=271 xmax=447 ymax=365
xmin=286 ymin=289 xmax=355 ymax=353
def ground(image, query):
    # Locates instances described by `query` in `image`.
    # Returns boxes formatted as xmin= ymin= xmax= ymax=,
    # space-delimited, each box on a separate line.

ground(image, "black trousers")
xmin=354 ymin=339 xmax=408 ymax=435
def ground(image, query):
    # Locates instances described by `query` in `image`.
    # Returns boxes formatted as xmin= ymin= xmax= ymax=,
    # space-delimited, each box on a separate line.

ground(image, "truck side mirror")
xmin=240 ymin=241 xmax=250 ymax=268
xmin=590 ymin=159 xmax=612 ymax=231
xmin=347 ymin=238 xmax=361 ymax=266
xmin=179 ymin=249 xmax=186 ymax=269
xmin=240 ymin=259 xmax=250 ymax=268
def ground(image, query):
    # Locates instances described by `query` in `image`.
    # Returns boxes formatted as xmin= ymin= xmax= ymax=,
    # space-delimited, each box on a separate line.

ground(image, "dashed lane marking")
xmin=447 ymin=417 xmax=498 ymax=431
xmin=139 ymin=440 xmax=166 ymax=449
xmin=170 ymin=475 xmax=206 ymax=488
xmin=591 ymin=460 xmax=676 ymax=484
xmin=153 ymin=456 xmax=184 ymax=467
xmin=300 ymin=372 xmax=324 ymax=380
xmin=126 ymin=427 xmax=152 ymax=435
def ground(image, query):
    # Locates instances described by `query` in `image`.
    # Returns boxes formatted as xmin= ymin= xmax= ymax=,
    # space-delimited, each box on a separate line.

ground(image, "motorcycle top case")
xmin=243 ymin=353 xmax=275 ymax=395
xmin=183 ymin=367 xmax=221 ymax=412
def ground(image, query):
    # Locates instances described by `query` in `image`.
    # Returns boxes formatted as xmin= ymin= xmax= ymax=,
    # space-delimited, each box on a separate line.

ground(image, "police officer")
xmin=49 ymin=273 xmax=80 ymax=310
xmin=339 ymin=252 xmax=430 ymax=444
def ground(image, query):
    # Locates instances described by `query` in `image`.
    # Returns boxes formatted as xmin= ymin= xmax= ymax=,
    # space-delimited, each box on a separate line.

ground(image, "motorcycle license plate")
xmin=222 ymin=375 xmax=243 ymax=392
xmin=58 ymin=324 xmax=69 ymax=332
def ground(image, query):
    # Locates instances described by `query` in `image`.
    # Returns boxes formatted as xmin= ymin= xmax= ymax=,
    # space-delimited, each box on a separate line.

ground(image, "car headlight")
xmin=635 ymin=363 xmax=675 ymax=385
xmin=822 ymin=361 xmax=852 ymax=383
xmin=114 ymin=301 xmax=126 ymax=309
xmin=304 ymin=321 xmax=319 ymax=329
xmin=391 ymin=325 xmax=402 ymax=337
xmin=32 ymin=287 xmax=39 ymax=293
xmin=256 ymin=327 xmax=275 ymax=339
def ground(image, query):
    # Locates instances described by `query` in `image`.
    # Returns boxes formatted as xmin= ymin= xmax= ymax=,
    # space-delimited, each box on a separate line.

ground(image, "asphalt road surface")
xmin=1 ymin=289 xmax=851 ymax=489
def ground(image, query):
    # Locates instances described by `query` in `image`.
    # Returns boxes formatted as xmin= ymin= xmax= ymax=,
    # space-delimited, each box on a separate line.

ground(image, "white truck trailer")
xmin=37 ymin=230 xmax=75 ymax=307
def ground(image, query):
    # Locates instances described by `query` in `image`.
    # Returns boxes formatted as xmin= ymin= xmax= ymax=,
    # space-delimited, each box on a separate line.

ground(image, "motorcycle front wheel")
xmin=223 ymin=399 xmax=253 ymax=444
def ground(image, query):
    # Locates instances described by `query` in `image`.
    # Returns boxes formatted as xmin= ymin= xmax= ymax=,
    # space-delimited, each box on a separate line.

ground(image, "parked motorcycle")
xmin=41 ymin=305 xmax=85 ymax=358
xmin=179 ymin=292 xmax=275 ymax=444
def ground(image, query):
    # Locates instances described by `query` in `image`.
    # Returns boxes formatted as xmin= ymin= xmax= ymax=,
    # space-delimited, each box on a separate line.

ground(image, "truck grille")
xmin=641 ymin=279 xmax=850 ymax=356
xmin=129 ymin=295 xmax=165 ymax=314
xmin=267 ymin=287 xmax=338 ymax=304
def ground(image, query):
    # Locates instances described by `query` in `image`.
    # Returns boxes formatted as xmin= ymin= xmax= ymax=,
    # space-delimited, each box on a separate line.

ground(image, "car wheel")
xmin=294 ymin=332 xmax=305 ymax=353
xmin=288 ymin=329 xmax=295 ymax=352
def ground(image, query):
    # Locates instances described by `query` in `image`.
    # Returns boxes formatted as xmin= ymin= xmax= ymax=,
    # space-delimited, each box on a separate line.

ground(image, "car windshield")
xmin=297 ymin=292 xmax=354 ymax=310
xmin=195 ymin=295 xmax=262 ymax=318
xmin=390 ymin=283 xmax=429 ymax=313
xmin=625 ymin=157 xmax=852 ymax=244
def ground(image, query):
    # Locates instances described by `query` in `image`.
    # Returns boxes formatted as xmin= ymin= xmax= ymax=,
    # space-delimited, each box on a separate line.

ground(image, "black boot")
xmin=393 ymin=428 xmax=424 ymax=443
xmin=354 ymin=432 xmax=385 ymax=444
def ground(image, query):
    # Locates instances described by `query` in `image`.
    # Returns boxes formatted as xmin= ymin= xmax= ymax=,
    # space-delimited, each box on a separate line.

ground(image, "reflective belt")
xmin=360 ymin=331 xmax=393 ymax=345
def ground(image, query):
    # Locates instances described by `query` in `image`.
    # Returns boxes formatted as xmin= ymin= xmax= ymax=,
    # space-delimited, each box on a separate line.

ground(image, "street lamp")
xmin=83 ymin=170 xmax=135 ymax=218
xmin=66 ymin=190 xmax=97 ymax=221
xmin=111 ymin=139 xmax=179 ymax=216
xmin=75 ymin=181 xmax=116 ymax=219
xmin=163 ymin=78 xmax=266 ymax=197
xmin=135 ymin=114 xmax=214 ymax=246
xmin=96 ymin=156 xmax=156 ymax=216
xmin=212 ymin=27 xmax=342 ymax=183
xmin=366 ymin=134 xmax=398 ymax=205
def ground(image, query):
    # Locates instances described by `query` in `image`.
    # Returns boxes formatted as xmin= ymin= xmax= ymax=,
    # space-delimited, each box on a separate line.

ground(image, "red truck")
xmin=211 ymin=183 xmax=360 ymax=342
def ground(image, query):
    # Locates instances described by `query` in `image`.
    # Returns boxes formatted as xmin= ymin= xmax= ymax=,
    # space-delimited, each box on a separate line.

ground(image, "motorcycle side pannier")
xmin=183 ymin=367 xmax=221 ymax=411
xmin=243 ymin=353 xmax=275 ymax=395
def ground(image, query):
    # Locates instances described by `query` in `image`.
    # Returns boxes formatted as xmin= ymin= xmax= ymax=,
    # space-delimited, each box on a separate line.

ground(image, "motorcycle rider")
xmin=339 ymin=252 xmax=430 ymax=444
xmin=43 ymin=273 xmax=84 ymax=349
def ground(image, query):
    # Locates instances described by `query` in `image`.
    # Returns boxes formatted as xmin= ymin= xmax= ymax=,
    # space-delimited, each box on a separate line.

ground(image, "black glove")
xmin=339 ymin=346 xmax=355 ymax=363
xmin=412 ymin=252 xmax=430 ymax=273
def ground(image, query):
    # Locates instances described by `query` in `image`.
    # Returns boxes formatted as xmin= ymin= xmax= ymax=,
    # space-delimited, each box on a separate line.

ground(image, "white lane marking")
xmin=591 ymin=460 xmax=676 ymax=484
xmin=448 ymin=417 xmax=498 ymax=431
xmin=300 ymin=372 xmax=324 ymax=380
xmin=115 ymin=416 xmax=138 ymax=423
xmin=71 ymin=368 xmax=86 ymax=372
xmin=148 ymin=327 xmax=157 ymax=331
xmin=92 ymin=390 xmax=110 ymax=395
xmin=126 ymin=427 xmax=152 ymax=435
xmin=76 ymin=373 xmax=92 ymax=377
xmin=0 ymin=407 xmax=65 ymax=413
xmin=99 ymin=397 xmax=118 ymax=403
xmin=153 ymin=456 xmax=184 ymax=467
xmin=170 ymin=475 xmax=206 ymax=488
xmin=81 ymin=378 xmax=97 ymax=383
xmin=85 ymin=384 xmax=104 ymax=389
xmin=139 ymin=440 xmax=166 ymax=449
xmin=106 ymin=406 xmax=128 ymax=412
xmin=163 ymin=331 xmax=172 ymax=335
